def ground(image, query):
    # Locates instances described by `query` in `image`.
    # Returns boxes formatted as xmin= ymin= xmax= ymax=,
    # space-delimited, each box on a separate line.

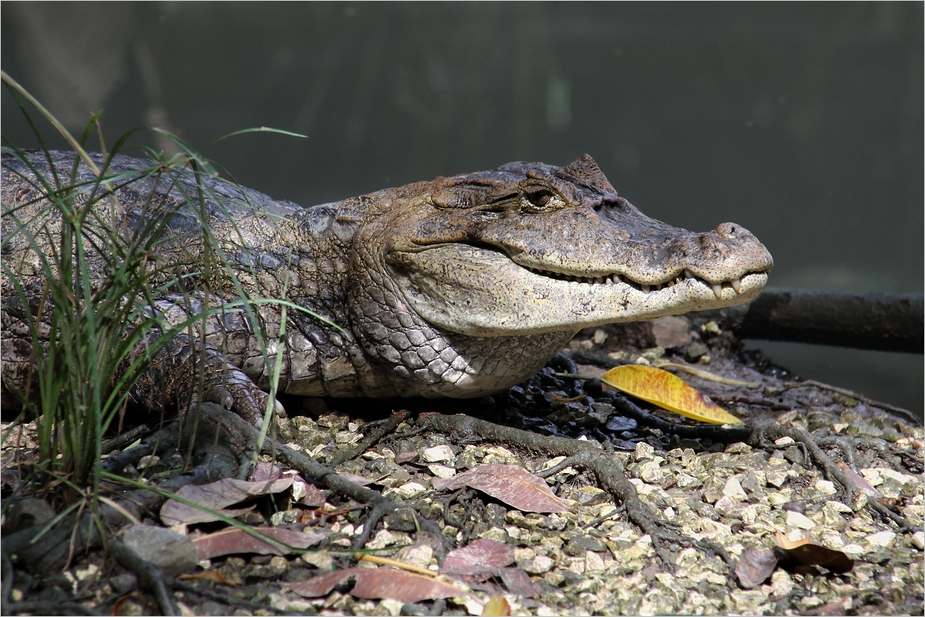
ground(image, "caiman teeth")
xmin=523 ymin=264 xmax=751 ymax=297
xmin=730 ymin=277 xmax=741 ymax=293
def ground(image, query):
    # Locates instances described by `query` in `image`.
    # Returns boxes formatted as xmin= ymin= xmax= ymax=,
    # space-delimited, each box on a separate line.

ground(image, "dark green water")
xmin=2 ymin=2 xmax=921 ymax=412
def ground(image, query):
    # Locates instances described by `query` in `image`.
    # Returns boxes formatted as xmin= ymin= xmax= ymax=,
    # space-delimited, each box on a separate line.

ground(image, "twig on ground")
xmin=328 ymin=412 xmax=406 ymax=467
xmin=101 ymin=424 xmax=153 ymax=456
xmin=779 ymin=380 xmax=917 ymax=426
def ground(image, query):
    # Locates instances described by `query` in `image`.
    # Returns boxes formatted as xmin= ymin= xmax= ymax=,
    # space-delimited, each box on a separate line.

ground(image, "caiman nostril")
xmin=716 ymin=222 xmax=738 ymax=238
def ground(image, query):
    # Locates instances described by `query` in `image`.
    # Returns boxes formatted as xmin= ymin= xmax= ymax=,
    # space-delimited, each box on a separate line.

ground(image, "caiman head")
xmin=367 ymin=154 xmax=772 ymax=335
xmin=344 ymin=154 xmax=772 ymax=397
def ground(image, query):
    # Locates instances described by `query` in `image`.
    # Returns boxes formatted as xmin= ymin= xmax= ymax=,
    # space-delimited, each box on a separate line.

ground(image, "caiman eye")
xmin=521 ymin=188 xmax=564 ymax=212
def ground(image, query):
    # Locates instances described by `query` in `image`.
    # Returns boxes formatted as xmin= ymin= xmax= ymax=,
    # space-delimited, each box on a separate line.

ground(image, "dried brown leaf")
xmin=442 ymin=538 xmax=515 ymax=571
xmin=774 ymin=531 xmax=854 ymax=574
xmin=287 ymin=568 xmax=467 ymax=603
xmin=249 ymin=461 xmax=283 ymax=482
xmin=160 ymin=477 xmax=294 ymax=525
xmin=735 ymin=547 xmax=778 ymax=588
xmin=193 ymin=526 xmax=326 ymax=559
xmin=432 ymin=464 xmax=568 ymax=513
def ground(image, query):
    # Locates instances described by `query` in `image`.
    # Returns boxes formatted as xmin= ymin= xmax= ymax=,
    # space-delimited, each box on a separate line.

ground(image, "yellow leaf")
xmin=482 ymin=595 xmax=512 ymax=616
xmin=600 ymin=364 xmax=742 ymax=425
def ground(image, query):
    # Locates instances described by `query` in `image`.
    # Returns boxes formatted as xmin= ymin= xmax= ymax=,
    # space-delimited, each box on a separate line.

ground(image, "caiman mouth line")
xmin=407 ymin=241 xmax=763 ymax=300
xmin=522 ymin=264 xmax=754 ymax=299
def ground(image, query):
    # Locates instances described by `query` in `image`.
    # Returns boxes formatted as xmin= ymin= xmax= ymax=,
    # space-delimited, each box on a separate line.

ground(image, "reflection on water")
xmin=2 ymin=3 xmax=921 ymax=411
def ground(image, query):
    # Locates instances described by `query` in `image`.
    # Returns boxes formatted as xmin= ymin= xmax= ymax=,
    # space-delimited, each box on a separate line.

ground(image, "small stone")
xmin=636 ymin=460 xmax=664 ymax=484
xmin=4 ymin=498 xmax=55 ymax=532
xmin=634 ymin=442 xmax=656 ymax=461
xmin=911 ymin=531 xmax=925 ymax=550
xmin=565 ymin=535 xmax=607 ymax=555
xmin=769 ymin=570 xmax=793 ymax=598
xmin=243 ymin=555 xmax=289 ymax=580
xmin=651 ymin=316 xmax=691 ymax=348
xmin=388 ymin=482 xmax=426 ymax=498
xmin=714 ymin=496 xmax=744 ymax=518
xmin=422 ymin=445 xmax=454 ymax=463
xmin=799 ymin=595 xmax=824 ymax=610
xmin=479 ymin=527 xmax=510 ymax=544
xmin=641 ymin=346 xmax=665 ymax=362
xmin=367 ymin=529 xmax=399 ymax=550
xmin=74 ymin=563 xmax=99 ymax=583
xmin=865 ymin=531 xmax=896 ymax=548
xmin=767 ymin=490 xmax=793 ymax=506
xmin=684 ymin=341 xmax=709 ymax=363
xmin=572 ymin=486 xmax=608 ymax=506
xmin=814 ymin=480 xmax=837 ymax=496
xmin=395 ymin=543 xmax=433 ymax=569
xmin=121 ymin=525 xmax=198 ymax=577
xmin=585 ymin=550 xmax=605 ymax=572
xmin=725 ymin=442 xmax=752 ymax=454
xmin=766 ymin=469 xmax=789 ymax=488
xmin=782 ymin=446 xmax=804 ymax=466
xmin=301 ymin=550 xmax=334 ymax=570
xmin=822 ymin=501 xmax=853 ymax=528
xmin=785 ymin=510 xmax=816 ymax=530
xmin=137 ymin=455 xmax=160 ymax=470
xmin=483 ymin=445 xmax=520 ymax=464
xmin=109 ymin=572 xmax=138 ymax=594
xmin=379 ymin=598 xmax=402 ymax=617
xmin=520 ymin=554 xmax=554 ymax=574
xmin=722 ymin=477 xmax=748 ymax=501
xmin=740 ymin=470 xmax=765 ymax=494
xmin=270 ymin=509 xmax=300 ymax=526
xmin=427 ymin=464 xmax=456 ymax=479
xmin=675 ymin=473 xmax=701 ymax=489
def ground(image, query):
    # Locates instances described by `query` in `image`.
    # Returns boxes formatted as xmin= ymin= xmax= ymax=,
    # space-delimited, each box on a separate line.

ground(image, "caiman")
xmin=1 ymin=151 xmax=773 ymax=425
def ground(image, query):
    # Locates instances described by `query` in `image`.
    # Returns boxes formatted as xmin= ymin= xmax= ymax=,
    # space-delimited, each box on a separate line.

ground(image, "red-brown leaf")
xmin=287 ymin=568 xmax=467 ymax=603
xmin=442 ymin=538 xmax=515 ymax=571
xmin=735 ymin=547 xmax=778 ymax=588
xmin=160 ymin=477 xmax=294 ymax=525
xmin=193 ymin=526 xmax=326 ymax=559
xmin=432 ymin=464 xmax=568 ymax=513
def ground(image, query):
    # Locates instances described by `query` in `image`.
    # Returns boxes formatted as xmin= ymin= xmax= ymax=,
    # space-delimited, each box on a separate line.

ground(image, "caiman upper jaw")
xmin=508 ymin=220 xmax=773 ymax=300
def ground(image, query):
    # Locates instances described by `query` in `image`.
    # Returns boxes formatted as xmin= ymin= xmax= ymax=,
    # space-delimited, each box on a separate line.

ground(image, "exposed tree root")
xmin=109 ymin=540 xmax=180 ymax=616
xmin=417 ymin=412 xmax=732 ymax=570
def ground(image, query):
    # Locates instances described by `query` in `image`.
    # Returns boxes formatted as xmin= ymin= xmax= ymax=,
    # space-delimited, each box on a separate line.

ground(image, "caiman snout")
xmin=708 ymin=221 xmax=774 ymax=273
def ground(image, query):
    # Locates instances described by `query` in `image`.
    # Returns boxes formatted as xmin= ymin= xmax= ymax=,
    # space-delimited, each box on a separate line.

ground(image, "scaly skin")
xmin=1 ymin=151 xmax=772 ymax=424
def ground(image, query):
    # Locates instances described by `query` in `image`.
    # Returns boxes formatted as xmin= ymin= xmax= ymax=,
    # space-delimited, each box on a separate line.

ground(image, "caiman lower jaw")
xmin=521 ymin=266 xmax=753 ymax=300
xmin=393 ymin=245 xmax=770 ymax=337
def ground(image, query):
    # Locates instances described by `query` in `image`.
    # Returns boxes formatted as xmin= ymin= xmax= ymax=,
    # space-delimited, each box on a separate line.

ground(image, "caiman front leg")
xmin=130 ymin=332 xmax=283 ymax=428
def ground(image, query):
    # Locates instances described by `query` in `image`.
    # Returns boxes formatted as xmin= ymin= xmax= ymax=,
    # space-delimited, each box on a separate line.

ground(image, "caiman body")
xmin=1 ymin=151 xmax=772 ymax=424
